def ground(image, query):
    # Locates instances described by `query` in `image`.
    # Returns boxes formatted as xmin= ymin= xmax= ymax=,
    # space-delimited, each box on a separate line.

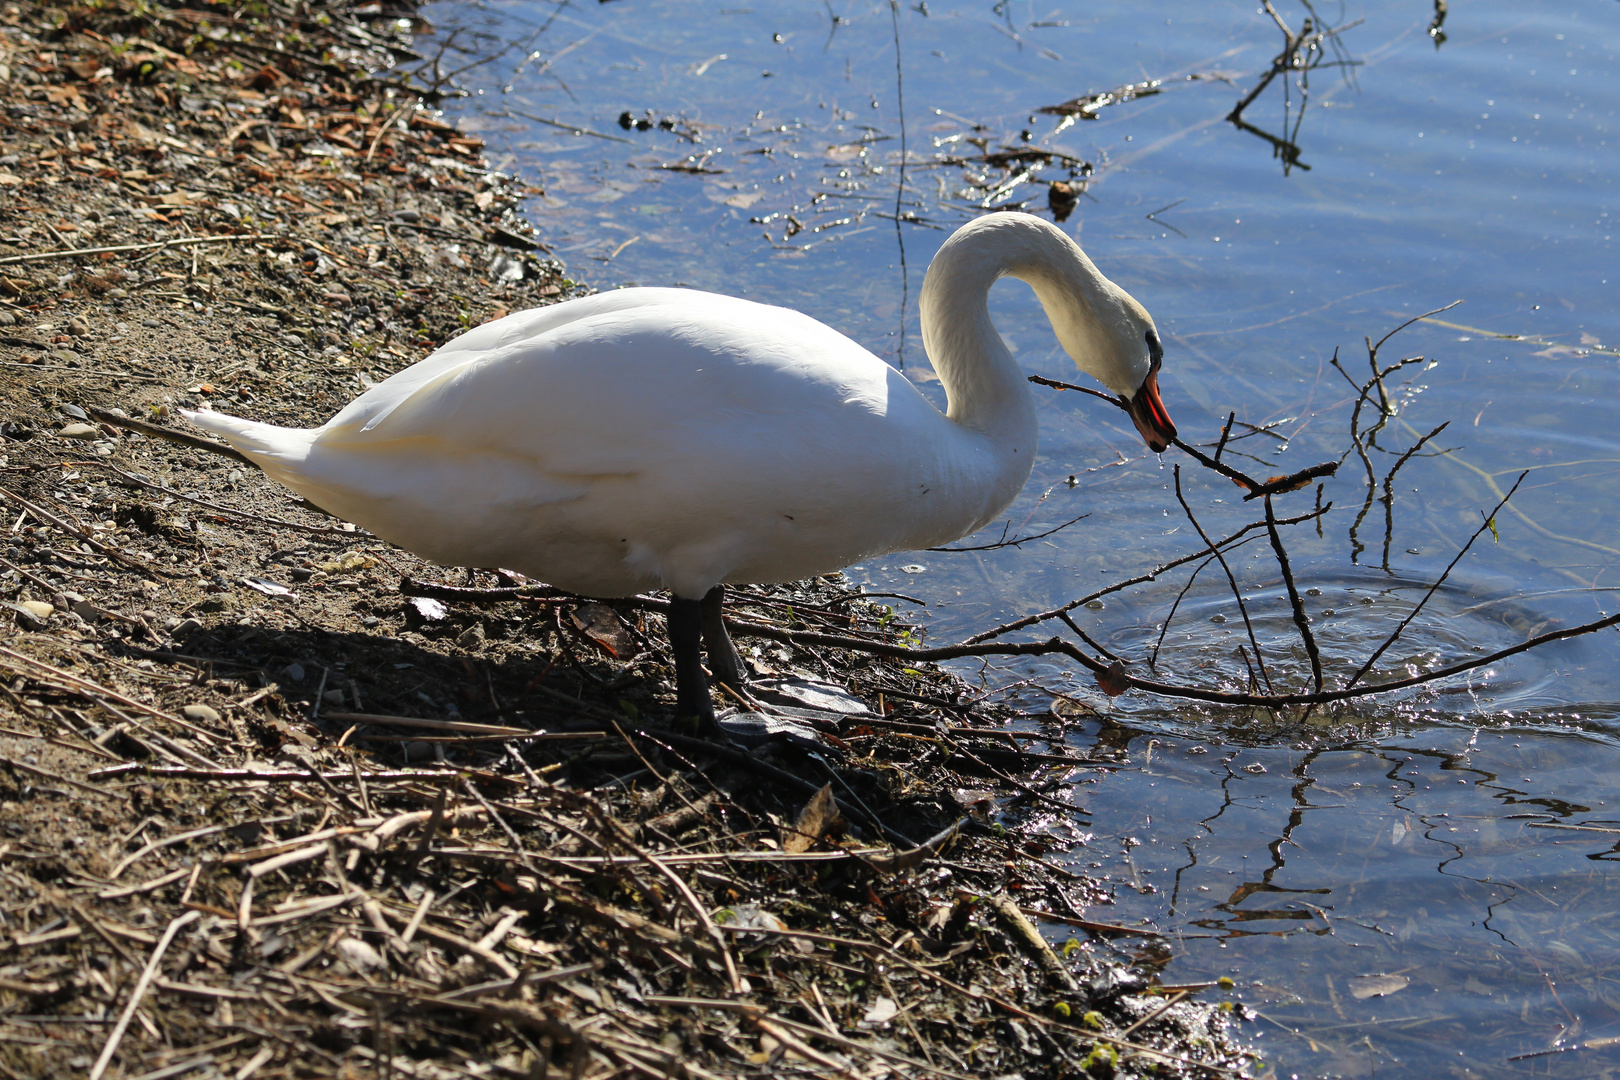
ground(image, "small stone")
xmin=143 ymin=318 xmax=161 ymax=328
xmin=58 ymin=422 xmax=98 ymax=440
xmin=322 ymin=688 xmax=346 ymax=705
xmin=456 ymin=623 xmax=485 ymax=650
xmin=170 ymin=617 xmax=203 ymax=639
xmin=360 ymin=614 xmax=379 ymax=628
xmin=14 ymin=600 xmax=52 ymax=627
xmin=66 ymin=316 xmax=90 ymax=336
xmin=69 ymin=599 xmax=99 ymax=622
xmin=0 ymin=311 xmax=14 ymax=326
xmin=283 ymin=662 xmax=306 ymax=682
xmin=181 ymin=703 xmax=221 ymax=724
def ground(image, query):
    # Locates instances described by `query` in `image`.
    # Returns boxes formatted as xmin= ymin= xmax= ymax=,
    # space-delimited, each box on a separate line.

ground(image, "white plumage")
xmin=184 ymin=212 xmax=1176 ymax=724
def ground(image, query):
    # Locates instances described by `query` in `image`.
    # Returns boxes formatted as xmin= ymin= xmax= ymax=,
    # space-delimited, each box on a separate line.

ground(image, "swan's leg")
xmin=700 ymin=585 xmax=748 ymax=695
xmin=668 ymin=595 xmax=719 ymax=733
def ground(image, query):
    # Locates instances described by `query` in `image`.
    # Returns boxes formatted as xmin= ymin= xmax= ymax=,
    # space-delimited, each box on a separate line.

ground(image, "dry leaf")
xmin=1095 ymin=660 xmax=1130 ymax=697
xmin=1348 ymin=974 xmax=1409 ymax=1000
xmin=570 ymin=602 xmax=631 ymax=657
xmin=784 ymin=783 xmax=842 ymax=853
xmin=1259 ymin=473 xmax=1313 ymax=494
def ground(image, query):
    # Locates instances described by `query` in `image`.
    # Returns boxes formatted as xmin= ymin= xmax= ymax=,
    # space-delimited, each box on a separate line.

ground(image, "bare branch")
xmin=1173 ymin=466 xmax=1274 ymax=692
xmin=1347 ymin=472 xmax=1529 ymax=692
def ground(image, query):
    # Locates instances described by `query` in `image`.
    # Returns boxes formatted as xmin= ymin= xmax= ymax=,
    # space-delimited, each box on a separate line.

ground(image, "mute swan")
xmin=180 ymin=212 xmax=1175 ymax=729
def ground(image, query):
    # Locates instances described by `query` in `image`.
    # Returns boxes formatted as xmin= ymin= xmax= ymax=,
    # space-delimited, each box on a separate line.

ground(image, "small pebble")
xmin=456 ymin=623 xmax=485 ymax=649
xmin=58 ymin=422 xmax=98 ymax=440
xmin=170 ymin=617 xmax=203 ymax=639
xmin=0 ymin=311 xmax=14 ymax=326
xmin=283 ymin=662 xmax=306 ymax=682
xmin=15 ymin=600 xmax=53 ymax=625
xmin=181 ymin=703 xmax=221 ymax=724
xmin=66 ymin=316 xmax=90 ymax=336
xmin=143 ymin=318 xmax=161 ymax=328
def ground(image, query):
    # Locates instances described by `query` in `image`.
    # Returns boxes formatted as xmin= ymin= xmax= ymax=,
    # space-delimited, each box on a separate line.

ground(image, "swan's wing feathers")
xmin=316 ymin=294 xmax=896 ymax=477
xmin=320 ymin=289 xmax=705 ymax=435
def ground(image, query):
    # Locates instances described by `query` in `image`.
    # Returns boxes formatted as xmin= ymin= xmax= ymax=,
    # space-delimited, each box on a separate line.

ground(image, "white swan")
xmin=182 ymin=212 xmax=1175 ymax=727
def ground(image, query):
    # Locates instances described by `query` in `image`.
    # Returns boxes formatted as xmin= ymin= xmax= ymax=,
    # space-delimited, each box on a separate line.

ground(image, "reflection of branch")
xmin=1379 ymin=421 xmax=1451 ymax=571
xmin=1226 ymin=2 xmax=1364 ymax=174
xmin=1428 ymin=0 xmax=1449 ymax=49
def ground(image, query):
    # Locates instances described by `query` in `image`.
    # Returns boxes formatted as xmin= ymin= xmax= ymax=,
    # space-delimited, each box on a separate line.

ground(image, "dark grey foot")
xmin=700 ymin=584 xmax=748 ymax=695
xmin=667 ymin=595 xmax=720 ymax=735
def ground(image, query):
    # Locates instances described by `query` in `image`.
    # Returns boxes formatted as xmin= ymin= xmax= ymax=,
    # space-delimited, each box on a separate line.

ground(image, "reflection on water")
xmin=1056 ymin=719 xmax=1620 ymax=1078
xmin=423 ymin=1 xmax=1620 ymax=1075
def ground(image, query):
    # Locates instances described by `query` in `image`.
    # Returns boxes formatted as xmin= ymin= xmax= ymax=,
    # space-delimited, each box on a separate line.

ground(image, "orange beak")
xmin=1124 ymin=357 xmax=1176 ymax=452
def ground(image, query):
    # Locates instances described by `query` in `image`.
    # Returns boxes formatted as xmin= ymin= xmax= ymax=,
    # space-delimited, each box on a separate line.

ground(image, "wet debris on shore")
xmin=0 ymin=0 xmax=1257 ymax=1077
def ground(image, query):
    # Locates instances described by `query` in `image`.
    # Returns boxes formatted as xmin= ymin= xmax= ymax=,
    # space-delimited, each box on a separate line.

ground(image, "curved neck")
xmin=918 ymin=244 xmax=1036 ymax=443
xmin=919 ymin=214 xmax=1117 ymax=444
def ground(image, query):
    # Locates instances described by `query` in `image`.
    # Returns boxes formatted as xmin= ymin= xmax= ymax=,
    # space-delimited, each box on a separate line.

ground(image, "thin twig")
xmin=88 ymin=910 xmax=201 ymax=1080
xmin=1264 ymin=495 xmax=1322 ymax=693
xmin=1173 ymin=466 xmax=1273 ymax=692
xmin=0 ymin=233 xmax=275 ymax=267
xmin=1346 ymin=472 xmax=1528 ymax=692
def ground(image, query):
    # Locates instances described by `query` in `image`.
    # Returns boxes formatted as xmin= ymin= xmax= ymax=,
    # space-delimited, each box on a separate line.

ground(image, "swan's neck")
xmin=919 ymin=215 xmax=1117 ymax=447
xmin=918 ymin=253 xmax=1036 ymax=444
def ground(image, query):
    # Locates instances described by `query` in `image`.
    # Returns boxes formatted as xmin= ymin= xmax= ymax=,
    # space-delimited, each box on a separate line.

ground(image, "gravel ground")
xmin=0 ymin=2 xmax=1259 ymax=1078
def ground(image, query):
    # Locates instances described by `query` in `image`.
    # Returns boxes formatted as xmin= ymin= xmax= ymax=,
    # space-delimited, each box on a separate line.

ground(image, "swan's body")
xmin=183 ymin=212 xmax=1175 ymax=723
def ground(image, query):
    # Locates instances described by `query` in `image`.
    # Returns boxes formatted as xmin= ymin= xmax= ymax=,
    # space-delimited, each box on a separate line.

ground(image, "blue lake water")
xmin=423 ymin=1 xmax=1620 ymax=1074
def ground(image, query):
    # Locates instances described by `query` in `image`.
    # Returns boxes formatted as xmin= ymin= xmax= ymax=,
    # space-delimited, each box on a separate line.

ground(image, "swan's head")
xmin=1099 ymin=292 xmax=1176 ymax=454
xmin=921 ymin=211 xmax=1178 ymax=451
xmin=1049 ymin=270 xmax=1178 ymax=454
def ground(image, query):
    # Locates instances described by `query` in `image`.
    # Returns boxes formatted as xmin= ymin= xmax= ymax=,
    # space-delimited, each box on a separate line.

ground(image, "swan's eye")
xmin=1145 ymin=330 xmax=1163 ymax=367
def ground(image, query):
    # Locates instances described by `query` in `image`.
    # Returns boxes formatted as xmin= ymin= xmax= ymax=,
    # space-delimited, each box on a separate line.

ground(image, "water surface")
xmin=422 ymin=1 xmax=1620 ymax=1074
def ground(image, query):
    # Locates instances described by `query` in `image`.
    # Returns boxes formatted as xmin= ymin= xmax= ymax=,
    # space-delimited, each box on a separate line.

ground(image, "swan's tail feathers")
xmin=180 ymin=409 xmax=316 ymax=485
xmin=83 ymin=405 xmax=256 ymax=467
